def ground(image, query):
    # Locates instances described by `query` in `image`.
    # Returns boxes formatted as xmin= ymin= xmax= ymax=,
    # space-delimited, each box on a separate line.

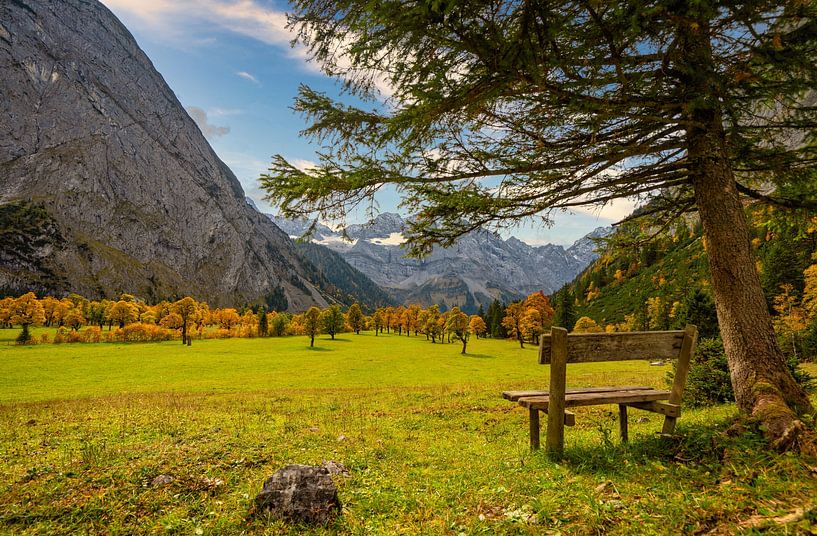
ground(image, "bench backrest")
xmin=538 ymin=330 xmax=687 ymax=364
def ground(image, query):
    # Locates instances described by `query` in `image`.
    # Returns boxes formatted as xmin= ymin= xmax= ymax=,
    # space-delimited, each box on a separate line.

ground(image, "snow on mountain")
xmin=268 ymin=212 xmax=612 ymax=312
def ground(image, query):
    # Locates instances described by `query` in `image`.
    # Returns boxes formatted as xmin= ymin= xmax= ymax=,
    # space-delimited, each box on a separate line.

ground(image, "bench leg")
xmin=619 ymin=404 xmax=628 ymax=443
xmin=661 ymin=415 xmax=677 ymax=435
xmin=529 ymin=408 xmax=540 ymax=450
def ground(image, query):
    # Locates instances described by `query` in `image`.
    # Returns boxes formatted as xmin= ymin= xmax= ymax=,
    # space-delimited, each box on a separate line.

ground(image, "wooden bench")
xmin=503 ymin=325 xmax=698 ymax=454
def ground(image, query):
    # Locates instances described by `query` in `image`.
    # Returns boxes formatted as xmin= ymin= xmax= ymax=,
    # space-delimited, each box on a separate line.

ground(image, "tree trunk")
xmin=682 ymin=16 xmax=812 ymax=450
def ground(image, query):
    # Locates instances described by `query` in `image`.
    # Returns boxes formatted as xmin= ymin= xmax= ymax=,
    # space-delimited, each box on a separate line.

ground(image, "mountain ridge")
xmin=269 ymin=211 xmax=611 ymax=311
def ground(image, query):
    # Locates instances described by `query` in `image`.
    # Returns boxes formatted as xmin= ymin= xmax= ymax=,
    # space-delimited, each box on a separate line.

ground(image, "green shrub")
xmin=678 ymin=338 xmax=733 ymax=407
xmin=672 ymin=337 xmax=816 ymax=408
xmin=798 ymin=319 xmax=817 ymax=363
xmin=788 ymin=354 xmax=816 ymax=394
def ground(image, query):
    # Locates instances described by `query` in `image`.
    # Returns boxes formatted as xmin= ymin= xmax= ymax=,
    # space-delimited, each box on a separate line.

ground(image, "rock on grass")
xmin=253 ymin=464 xmax=341 ymax=526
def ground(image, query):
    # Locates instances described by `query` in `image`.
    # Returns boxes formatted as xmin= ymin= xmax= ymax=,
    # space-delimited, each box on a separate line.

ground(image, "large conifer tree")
xmin=262 ymin=1 xmax=817 ymax=448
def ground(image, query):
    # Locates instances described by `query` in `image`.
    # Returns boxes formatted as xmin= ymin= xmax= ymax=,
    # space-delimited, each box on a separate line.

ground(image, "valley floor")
xmin=1 ymin=332 xmax=815 ymax=534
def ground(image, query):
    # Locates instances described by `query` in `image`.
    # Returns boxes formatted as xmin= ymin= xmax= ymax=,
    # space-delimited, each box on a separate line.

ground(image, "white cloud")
xmin=100 ymin=0 xmax=396 ymax=97
xmin=209 ymin=107 xmax=244 ymax=117
xmin=290 ymin=158 xmax=318 ymax=172
xmin=571 ymin=197 xmax=639 ymax=223
xmin=235 ymin=71 xmax=260 ymax=85
xmin=186 ymin=106 xmax=230 ymax=138
xmin=101 ymin=0 xmax=300 ymax=65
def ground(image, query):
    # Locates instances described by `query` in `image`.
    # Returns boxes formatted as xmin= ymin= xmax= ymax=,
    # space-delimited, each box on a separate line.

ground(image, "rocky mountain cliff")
xmin=0 ymin=0 xmax=328 ymax=310
xmin=270 ymin=212 xmax=611 ymax=312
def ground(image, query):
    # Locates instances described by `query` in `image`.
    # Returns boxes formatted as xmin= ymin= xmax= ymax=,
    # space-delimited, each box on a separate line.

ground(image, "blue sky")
xmin=100 ymin=0 xmax=632 ymax=246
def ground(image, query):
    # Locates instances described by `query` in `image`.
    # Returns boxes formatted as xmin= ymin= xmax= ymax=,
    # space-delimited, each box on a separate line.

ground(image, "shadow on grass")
xmin=538 ymin=418 xmax=753 ymax=476
xmin=463 ymin=353 xmax=497 ymax=359
xmin=306 ymin=346 xmax=331 ymax=352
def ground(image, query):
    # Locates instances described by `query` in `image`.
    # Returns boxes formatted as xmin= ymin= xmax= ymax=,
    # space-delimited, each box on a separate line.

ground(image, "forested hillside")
xmin=294 ymin=242 xmax=395 ymax=310
xmin=555 ymin=207 xmax=817 ymax=359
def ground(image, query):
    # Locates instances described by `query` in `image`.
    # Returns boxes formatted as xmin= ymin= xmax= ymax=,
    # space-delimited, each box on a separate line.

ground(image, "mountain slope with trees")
xmin=558 ymin=209 xmax=817 ymax=362
xmin=0 ymin=0 xmax=328 ymax=310
xmin=293 ymin=241 xmax=395 ymax=310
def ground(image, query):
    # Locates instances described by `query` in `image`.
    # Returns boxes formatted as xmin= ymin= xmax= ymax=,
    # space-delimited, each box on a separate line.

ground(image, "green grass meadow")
xmin=1 ymin=330 xmax=816 ymax=534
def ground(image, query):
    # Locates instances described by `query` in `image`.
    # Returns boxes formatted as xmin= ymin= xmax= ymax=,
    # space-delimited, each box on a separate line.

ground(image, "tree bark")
xmin=681 ymin=15 xmax=812 ymax=450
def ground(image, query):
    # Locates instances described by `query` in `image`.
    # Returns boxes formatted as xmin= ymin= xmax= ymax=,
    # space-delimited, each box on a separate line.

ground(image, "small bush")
xmin=799 ymin=320 xmax=817 ymax=363
xmin=112 ymin=323 xmax=176 ymax=343
xmin=205 ymin=329 xmax=234 ymax=339
xmin=240 ymin=325 xmax=257 ymax=338
xmin=83 ymin=327 xmax=102 ymax=343
xmin=678 ymin=338 xmax=734 ymax=407
xmin=788 ymin=354 xmax=816 ymax=394
xmin=66 ymin=330 xmax=84 ymax=343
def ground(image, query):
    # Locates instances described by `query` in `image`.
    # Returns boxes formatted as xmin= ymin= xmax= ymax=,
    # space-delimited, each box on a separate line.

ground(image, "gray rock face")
xmin=272 ymin=212 xmax=611 ymax=311
xmin=0 ymin=0 xmax=327 ymax=309
xmin=254 ymin=464 xmax=342 ymax=526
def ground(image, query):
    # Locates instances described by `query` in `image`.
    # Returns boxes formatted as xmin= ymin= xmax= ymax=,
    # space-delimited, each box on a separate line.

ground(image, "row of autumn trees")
xmin=298 ymin=303 xmax=485 ymax=354
xmin=1 ymin=290 xmax=568 ymax=354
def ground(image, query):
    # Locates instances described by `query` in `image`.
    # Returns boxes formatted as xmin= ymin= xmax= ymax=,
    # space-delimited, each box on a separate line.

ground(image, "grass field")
xmin=1 ymin=330 xmax=816 ymax=534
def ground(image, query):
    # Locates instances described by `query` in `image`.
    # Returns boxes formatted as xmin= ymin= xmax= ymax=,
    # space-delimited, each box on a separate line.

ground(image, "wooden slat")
xmin=627 ymin=401 xmax=681 ymax=418
xmin=502 ymin=386 xmax=653 ymax=401
xmin=539 ymin=330 xmax=685 ymax=364
xmin=518 ymin=389 xmax=671 ymax=410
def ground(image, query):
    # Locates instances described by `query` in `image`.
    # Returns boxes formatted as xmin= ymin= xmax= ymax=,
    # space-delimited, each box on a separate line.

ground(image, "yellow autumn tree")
xmin=303 ymin=306 xmax=322 ymax=347
xmin=520 ymin=307 xmax=546 ymax=344
xmin=523 ymin=291 xmax=555 ymax=337
xmin=773 ymin=284 xmax=807 ymax=359
xmin=346 ymin=303 xmax=364 ymax=334
xmin=218 ymin=308 xmax=241 ymax=332
xmin=172 ymin=297 xmax=199 ymax=345
xmin=12 ymin=292 xmax=46 ymax=344
xmin=502 ymin=302 xmax=526 ymax=348
xmin=160 ymin=312 xmax=183 ymax=330
xmin=469 ymin=315 xmax=487 ymax=339
xmin=107 ymin=300 xmax=139 ymax=329
xmin=573 ymin=316 xmax=603 ymax=333
xmin=445 ymin=306 xmax=471 ymax=354
xmin=63 ymin=308 xmax=86 ymax=331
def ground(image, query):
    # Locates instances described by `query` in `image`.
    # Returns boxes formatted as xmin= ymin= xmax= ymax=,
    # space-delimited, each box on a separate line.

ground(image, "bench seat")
xmin=502 ymin=386 xmax=654 ymax=402
xmin=517 ymin=388 xmax=671 ymax=409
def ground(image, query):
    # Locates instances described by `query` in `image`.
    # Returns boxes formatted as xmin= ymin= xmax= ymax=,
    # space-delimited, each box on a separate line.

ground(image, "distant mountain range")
xmin=268 ymin=210 xmax=611 ymax=312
